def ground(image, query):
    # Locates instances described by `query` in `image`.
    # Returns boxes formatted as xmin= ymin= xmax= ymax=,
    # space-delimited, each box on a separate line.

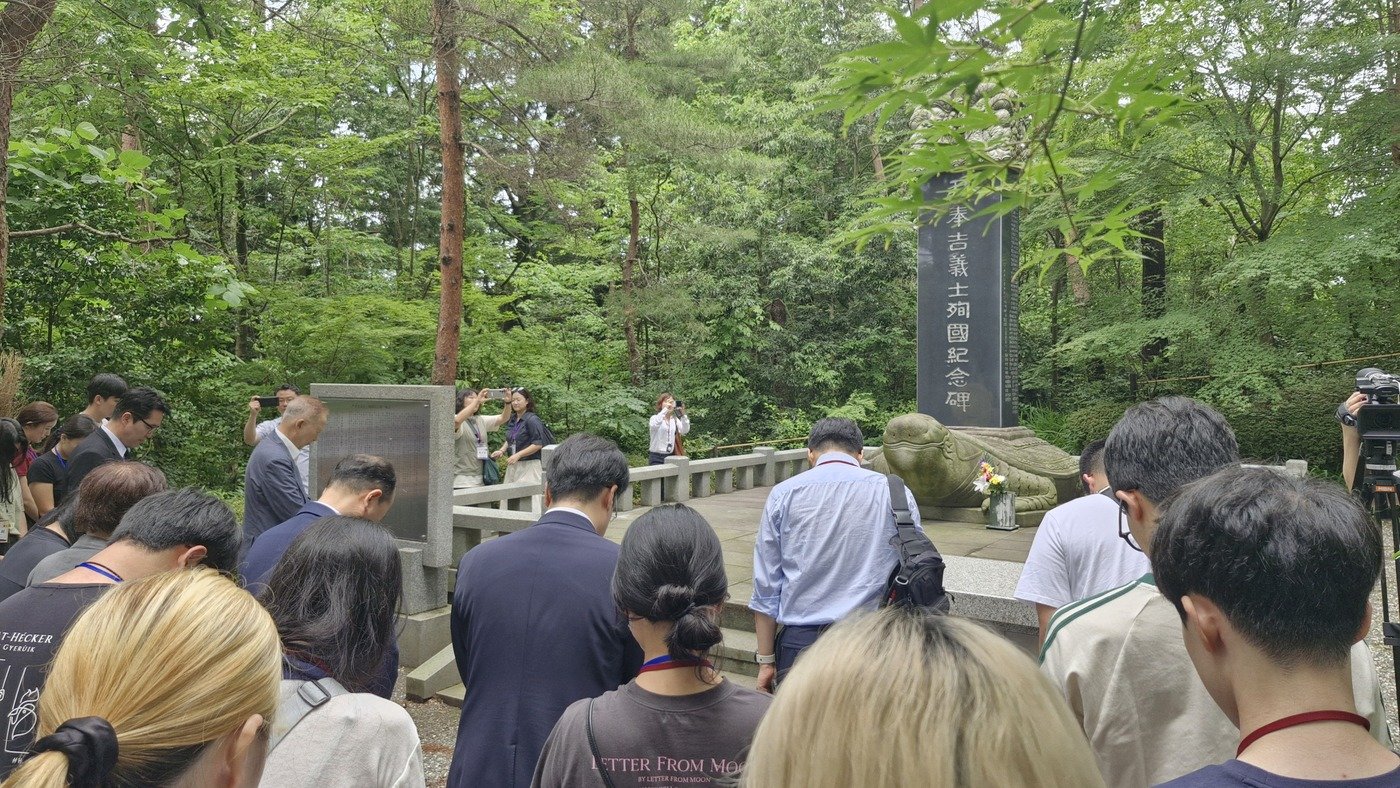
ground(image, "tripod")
xmin=1354 ymin=403 xmax=1400 ymax=697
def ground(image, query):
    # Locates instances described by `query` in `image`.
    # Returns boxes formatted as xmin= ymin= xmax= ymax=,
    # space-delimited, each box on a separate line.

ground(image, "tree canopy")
xmin=2 ymin=0 xmax=1395 ymax=486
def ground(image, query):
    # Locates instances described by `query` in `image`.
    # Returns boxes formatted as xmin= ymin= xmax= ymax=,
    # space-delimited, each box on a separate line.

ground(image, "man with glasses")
xmin=57 ymin=386 xmax=170 ymax=504
xmin=1014 ymin=438 xmax=1150 ymax=646
xmin=1039 ymin=397 xmax=1388 ymax=788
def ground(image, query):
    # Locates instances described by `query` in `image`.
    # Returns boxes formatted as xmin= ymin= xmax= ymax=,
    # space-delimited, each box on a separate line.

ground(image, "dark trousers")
xmin=649 ymin=452 xmax=670 ymax=497
xmin=775 ymin=624 xmax=830 ymax=686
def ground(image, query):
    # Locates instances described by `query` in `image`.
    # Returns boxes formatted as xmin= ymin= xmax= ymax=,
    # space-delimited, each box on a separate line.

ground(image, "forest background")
xmin=0 ymin=0 xmax=1396 ymax=491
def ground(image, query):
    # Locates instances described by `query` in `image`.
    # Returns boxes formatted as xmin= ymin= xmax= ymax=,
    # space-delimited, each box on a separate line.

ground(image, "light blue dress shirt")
xmin=750 ymin=452 xmax=923 ymax=626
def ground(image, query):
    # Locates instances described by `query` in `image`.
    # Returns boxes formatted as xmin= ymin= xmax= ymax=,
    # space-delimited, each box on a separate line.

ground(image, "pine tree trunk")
xmin=0 ymin=0 xmax=60 ymax=346
xmin=623 ymin=188 xmax=642 ymax=386
xmin=431 ymin=0 xmax=464 ymax=386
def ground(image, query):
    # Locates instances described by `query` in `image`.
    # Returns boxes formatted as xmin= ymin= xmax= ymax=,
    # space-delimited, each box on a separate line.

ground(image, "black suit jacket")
xmin=56 ymin=429 xmax=124 ymax=504
xmin=447 ymin=510 xmax=643 ymax=788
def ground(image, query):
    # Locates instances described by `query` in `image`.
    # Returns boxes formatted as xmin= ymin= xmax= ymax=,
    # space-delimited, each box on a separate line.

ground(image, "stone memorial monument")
xmin=309 ymin=383 xmax=456 ymax=667
xmin=886 ymin=86 xmax=1079 ymax=525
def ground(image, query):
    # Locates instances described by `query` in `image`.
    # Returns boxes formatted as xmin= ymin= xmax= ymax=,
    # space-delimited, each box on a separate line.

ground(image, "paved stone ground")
xmin=403 ymin=487 xmax=1400 ymax=784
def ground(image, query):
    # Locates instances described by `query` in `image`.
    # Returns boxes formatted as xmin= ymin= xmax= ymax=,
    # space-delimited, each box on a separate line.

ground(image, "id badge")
xmin=476 ymin=445 xmax=489 ymax=460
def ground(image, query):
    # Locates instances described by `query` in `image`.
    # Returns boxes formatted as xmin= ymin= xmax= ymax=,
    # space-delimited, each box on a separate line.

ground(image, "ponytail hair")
xmin=612 ymin=504 xmax=728 ymax=661
xmin=3 ymin=570 xmax=281 ymax=788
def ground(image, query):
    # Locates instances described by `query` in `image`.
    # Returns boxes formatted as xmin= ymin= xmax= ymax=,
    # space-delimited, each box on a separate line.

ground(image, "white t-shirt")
xmin=1014 ymin=490 xmax=1151 ymax=610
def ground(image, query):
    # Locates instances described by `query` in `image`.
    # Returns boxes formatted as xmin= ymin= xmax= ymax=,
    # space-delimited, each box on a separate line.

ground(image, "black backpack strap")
xmin=586 ymin=698 xmax=618 ymax=788
xmin=887 ymin=474 xmax=916 ymax=531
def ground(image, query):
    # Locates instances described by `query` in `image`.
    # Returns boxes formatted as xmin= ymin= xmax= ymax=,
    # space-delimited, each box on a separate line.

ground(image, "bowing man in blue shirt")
xmin=749 ymin=417 xmax=922 ymax=692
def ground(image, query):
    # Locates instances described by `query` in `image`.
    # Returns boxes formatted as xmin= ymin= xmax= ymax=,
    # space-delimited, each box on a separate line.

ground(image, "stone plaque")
xmin=916 ymin=174 xmax=1019 ymax=427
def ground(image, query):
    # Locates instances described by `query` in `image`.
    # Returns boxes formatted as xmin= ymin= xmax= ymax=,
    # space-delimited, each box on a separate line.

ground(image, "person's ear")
xmin=543 ymin=485 xmax=554 ymax=509
xmin=807 ymin=449 xmax=819 ymax=467
xmin=1182 ymin=595 xmax=1225 ymax=655
xmin=361 ymin=489 xmax=382 ymax=515
xmin=176 ymin=545 xmax=208 ymax=569
xmin=602 ymin=484 xmax=618 ymax=512
xmin=1115 ymin=489 xmax=1149 ymax=525
xmin=1355 ymin=602 xmax=1373 ymax=645
xmin=214 ymin=714 xmax=266 ymax=788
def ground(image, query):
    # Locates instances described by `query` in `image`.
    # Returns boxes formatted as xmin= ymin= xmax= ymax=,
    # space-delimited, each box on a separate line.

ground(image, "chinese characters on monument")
xmin=916 ymin=173 xmax=1019 ymax=427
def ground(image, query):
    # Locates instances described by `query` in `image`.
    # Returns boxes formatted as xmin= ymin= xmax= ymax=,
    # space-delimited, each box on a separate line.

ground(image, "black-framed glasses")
xmin=138 ymin=417 xmax=161 ymax=432
xmin=1116 ymin=495 xmax=1143 ymax=553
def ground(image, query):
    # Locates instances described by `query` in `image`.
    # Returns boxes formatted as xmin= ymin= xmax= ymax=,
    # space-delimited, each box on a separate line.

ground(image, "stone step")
xmin=720 ymin=599 xmax=753 ymax=632
xmin=714 ymin=627 xmax=758 ymax=677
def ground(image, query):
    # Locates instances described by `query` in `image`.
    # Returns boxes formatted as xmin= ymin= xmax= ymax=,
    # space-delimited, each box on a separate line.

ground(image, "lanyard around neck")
xmin=1237 ymin=710 xmax=1369 ymax=756
xmin=638 ymin=654 xmax=713 ymax=674
xmin=76 ymin=561 xmax=123 ymax=583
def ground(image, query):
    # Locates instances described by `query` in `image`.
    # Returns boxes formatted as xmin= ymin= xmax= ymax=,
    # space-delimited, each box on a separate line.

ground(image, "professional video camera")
xmin=1336 ymin=368 xmax=1400 ymax=491
xmin=1336 ymin=367 xmax=1400 ymax=428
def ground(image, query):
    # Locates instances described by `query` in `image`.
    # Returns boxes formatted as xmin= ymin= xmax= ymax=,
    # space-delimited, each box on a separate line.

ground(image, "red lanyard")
xmin=1237 ymin=710 xmax=1369 ymax=756
xmin=638 ymin=654 xmax=713 ymax=674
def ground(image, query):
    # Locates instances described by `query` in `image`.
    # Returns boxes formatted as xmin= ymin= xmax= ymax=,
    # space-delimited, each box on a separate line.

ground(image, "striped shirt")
xmin=1040 ymin=574 xmax=1391 ymax=788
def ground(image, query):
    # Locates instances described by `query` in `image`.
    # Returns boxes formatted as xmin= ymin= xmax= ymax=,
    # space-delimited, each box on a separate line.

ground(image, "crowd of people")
xmin=0 ymin=372 xmax=1390 ymax=788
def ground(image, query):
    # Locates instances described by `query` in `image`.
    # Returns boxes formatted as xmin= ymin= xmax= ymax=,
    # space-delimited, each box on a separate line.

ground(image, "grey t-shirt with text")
xmin=531 ymin=678 xmax=770 ymax=788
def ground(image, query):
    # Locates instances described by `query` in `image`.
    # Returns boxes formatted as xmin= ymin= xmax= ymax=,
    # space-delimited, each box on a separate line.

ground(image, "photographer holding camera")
xmin=648 ymin=393 xmax=690 ymax=466
xmin=1337 ymin=367 xmax=1400 ymax=493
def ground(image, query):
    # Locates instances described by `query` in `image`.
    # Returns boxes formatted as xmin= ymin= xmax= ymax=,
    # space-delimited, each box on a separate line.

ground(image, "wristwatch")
xmin=754 ymin=652 xmax=776 ymax=665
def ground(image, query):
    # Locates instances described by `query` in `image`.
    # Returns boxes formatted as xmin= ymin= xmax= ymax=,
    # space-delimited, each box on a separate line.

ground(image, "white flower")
xmin=973 ymin=478 xmax=990 ymax=494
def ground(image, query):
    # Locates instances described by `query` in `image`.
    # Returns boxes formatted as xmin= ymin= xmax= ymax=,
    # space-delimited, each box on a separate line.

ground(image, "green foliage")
xmin=4 ymin=0 xmax=1394 ymax=491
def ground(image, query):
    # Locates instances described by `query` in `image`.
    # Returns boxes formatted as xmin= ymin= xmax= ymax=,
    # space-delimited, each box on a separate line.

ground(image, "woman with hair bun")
xmin=532 ymin=504 xmax=770 ymax=788
xmin=2 ymin=569 xmax=281 ymax=788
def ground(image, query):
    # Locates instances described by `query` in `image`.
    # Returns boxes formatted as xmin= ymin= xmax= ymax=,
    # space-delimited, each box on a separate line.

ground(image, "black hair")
xmin=545 ymin=433 xmax=631 ymax=504
xmin=114 ymin=386 xmax=171 ymax=421
xmin=86 ymin=373 xmax=128 ymax=403
xmin=807 ymin=417 xmax=864 ymax=455
xmin=1079 ymin=438 xmax=1106 ymax=494
xmin=613 ymin=504 xmax=727 ymax=661
xmin=328 ymin=454 xmax=396 ymax=497
xmin=72 ymin=461 xmax=168 ymax=538
xmin=510 ymin=387 xmax=537 ymax=414
xmin=455 ymin=388 xmax=477 ymax=411
xmin=109 ymin=487 xmax=239 ymax=572
xmin=33 ymin=493 xmax=79 ymax=543
xmin=1103 ymin=396 xmax=1238 ymax=505
xmin=0 ymin=419 xmax=22 ymax=502
xmin=1153 ymin=466 xmax=1380 ymax=667
xmin=42 ymin=413 xmax=96 ymax=453
xmin=258 ymin=517 xmax=403 ymax=692
xmin=276 ymin=384 xmax=301 ymax=395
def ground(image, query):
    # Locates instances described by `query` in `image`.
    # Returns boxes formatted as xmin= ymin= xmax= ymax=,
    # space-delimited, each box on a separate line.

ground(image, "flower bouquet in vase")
xmin=974 ymin=461 xmax=1018 ymax=531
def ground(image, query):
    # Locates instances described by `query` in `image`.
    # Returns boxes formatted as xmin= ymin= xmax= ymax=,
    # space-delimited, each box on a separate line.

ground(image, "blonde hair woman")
xmin=3 ymin=570 xmax=281 ymax=788
xmin=742 ymin=609 xmax=1106 ymax=788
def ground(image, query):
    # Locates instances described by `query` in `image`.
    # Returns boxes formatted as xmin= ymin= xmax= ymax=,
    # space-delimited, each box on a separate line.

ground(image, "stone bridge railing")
xmin=450 ymin=446 xmax=811 ymax=560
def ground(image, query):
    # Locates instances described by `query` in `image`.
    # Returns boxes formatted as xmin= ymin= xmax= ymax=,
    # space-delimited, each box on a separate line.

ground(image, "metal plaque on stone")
xmin=307 ymin=384 xmax=454 ymax=567
xmin=916 ymin=174 xmax=1019 ymax=427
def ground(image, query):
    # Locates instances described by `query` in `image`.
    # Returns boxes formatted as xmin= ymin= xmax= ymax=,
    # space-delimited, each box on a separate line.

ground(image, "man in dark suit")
xmin=448 ymin=434 xmax=642 ymax=788
xmin=58 ymin=387 xmax=168 ymax=504
xmin=240 ymin=453 xmax=396 ymax=586
xmin=242 ymin=395 xmax=327 ymax=556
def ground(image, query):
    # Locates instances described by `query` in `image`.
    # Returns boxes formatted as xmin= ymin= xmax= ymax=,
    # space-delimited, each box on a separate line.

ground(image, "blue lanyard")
xmin=53 ymin=448 xmax=67 ymax=470
xmin=638 ymin=654 xmax=712 ymax=673
xmin=76 ymin=562 xmax=123 ymax=583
